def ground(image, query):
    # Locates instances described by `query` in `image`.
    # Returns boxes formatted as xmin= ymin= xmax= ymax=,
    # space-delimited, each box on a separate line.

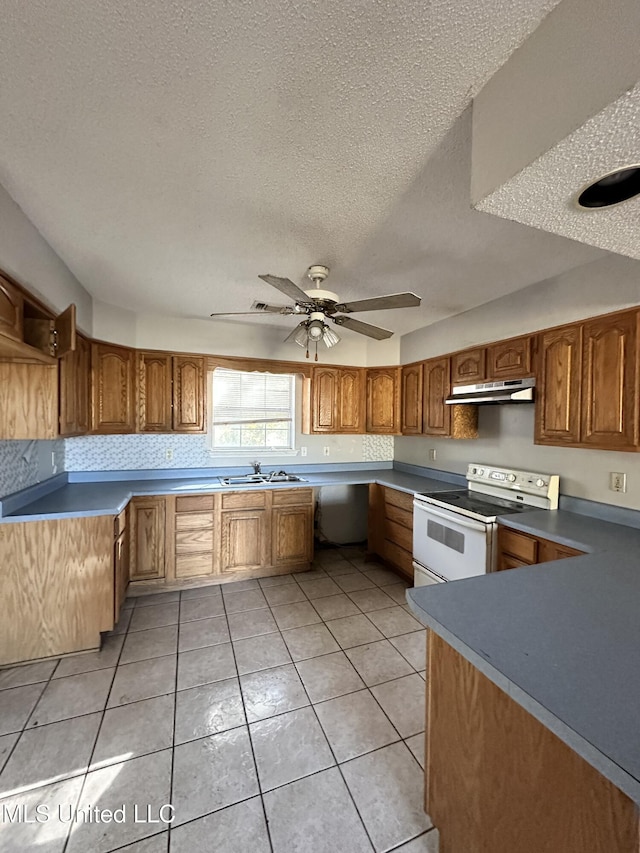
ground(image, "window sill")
xmin=208 ymin=449 xmax=299 ymax=457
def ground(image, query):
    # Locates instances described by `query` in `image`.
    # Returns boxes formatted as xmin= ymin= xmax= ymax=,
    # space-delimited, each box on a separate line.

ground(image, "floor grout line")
xmin=166 ymin=586 xmax=182 ymax=850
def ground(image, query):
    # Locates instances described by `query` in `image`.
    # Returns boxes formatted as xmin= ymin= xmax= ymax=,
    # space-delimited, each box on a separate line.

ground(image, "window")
xmin=211 ymin=368 xmax=295 ymax=452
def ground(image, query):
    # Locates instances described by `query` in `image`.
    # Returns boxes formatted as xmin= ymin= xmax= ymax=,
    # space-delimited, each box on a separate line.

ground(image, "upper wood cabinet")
xmin=401 ymin=363 xmax=423 ymax=435
xmin=535 ymin=325 xmax=582 ymax=446
xmin=486 ymin=335 xmax=533 ymax=379
xmin=423 ymin=357 xmax=451 ymax=436
xmin=173 ymin=356 xmax=206 ymax=432
xmin=0 ymin=275 xmax=23 ymax=343
xmin=366 ymin=367 xmax=400 ymax=434
xmin=91 ymin=343 xmax=136 ymax=434
xmin=581 ymin=311 xmax=638 ymax=450
xmin=59 ymin=333 xmax=90 ymax=437
xmin=0 ymin=363 xmax=58 ymax=439
xmin=308 ymin=366 xmax=364 ymax=434
xmin=138 ymin=352 xmax=173 ymax=432
xmin=451 ymin=347 xmax=486 ymax=384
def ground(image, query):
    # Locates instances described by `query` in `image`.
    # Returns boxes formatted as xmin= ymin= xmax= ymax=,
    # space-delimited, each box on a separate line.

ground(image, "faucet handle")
xmin=251 ymin=461 xmax=262 ymax=474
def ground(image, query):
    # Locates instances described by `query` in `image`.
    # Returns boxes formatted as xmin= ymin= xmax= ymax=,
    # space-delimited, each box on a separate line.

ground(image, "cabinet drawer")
xmin=114 ymin=508 xmax=127 ymax=538
xmin=175 ymin=528 xmax=215 ymax=553
xmin=383 ymin=540 xmax=413 ymax=578
xmin=175 ymin=552 xmax=214 ymax=578
xmin=497 ymin=553 xmax=530 ymax=571
xmin=538 ymin=538 xmax=585 ymax=563
xmin=384 ymin=503 xmax=412 ymax=530
xmin=499 ymin=528 xmax=538 ymax=563
xmin=384 ymin=488 xmax=414 ymax=513
xmin=221 ymin=491 xmax=267 ymax=510
xmin=176 ymin=495 xmax=214 ymax=513
xmin=272 ymin=488 xmax=313 ymax=506
xmin=385 ymin=518 xmax=413 ymax=552
xmin=175 ymin=512 xmax=213 ymax=531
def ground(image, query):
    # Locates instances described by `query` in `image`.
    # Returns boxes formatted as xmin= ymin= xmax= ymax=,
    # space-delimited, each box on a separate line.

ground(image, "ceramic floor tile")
xmin=314 ymin=689 xmax=399 ymax=763
xmin=383 ymin=583 xmax=412 ymax=606
xmin=366 ymin=607 xmax=424 ymax=638
xmin=179 ymin=595 xmax=225 ymax=622
xmin=295 ymin=651 xmax=365 ymax=703
xmin=107 ymin=655 xmax=177 ymax=707
xmin=66 ymin=749 xmax=173 ymax=853
xmin=180 ymin=584 xmax=223 ymax=600
xmin=291 ymin=567 xmax=327 ymax=580
xmin=263 ymin=583 xmax=308 ymax=607
xmin=221 ymin=578 xmax=260 ymax=593
xmin=271 ymin=601 xmax=322 ymax=631
xmin=342 ymin=742 xmax=432 ymax=853
xmin=92 ymin=694 xmax=174 ymax=768
xmin=227 ymin=608 xmax=277 ymax=641
xmin=389 ymin=631 xmax=427 ymax=671
xmin=171 ymin=727 xmax=259 ymax=826
xmin=334 ymin=573 xmax=376 ymax=593
xmin=310 ymin=593 xmax=361 ymax=621
xmin=53 ymin=634 xmax=124 ymax=679
xmin=128 ymin=602 xmax=179 ymax=633
xmin=250 ymin=706 xmax=335 ymax=792
xmin=405 ymin=732 xmax=425 ymax=769
xmin=320 ymin=560 xmax=360 ymax=577
xmin=297 ymin=577 xmax=342 ymax=600
xmin=370 ymin=674 xmax=426 ymax=738
xmin=325 ymin=614 xmax=385 ymax=650
xmin=109 ymin=607 xmax=133 ymax=634
xmin=258 ymin=574 xmax=297 ymax=588
xmin=178 ymin=616 xmax=230 ymax=651
xmin=393 ymin=831 xmax=439 ymax=852
xmin=281 ymin=623 xmax=340 ymax=661
xmin=362 ymin=567 xmax=405 ymax=587
xmin=0 ymin=713 xmax=101 ymax=796
xmin=264 ymin=766 xmax=372 ymax=853
xmin=0 ymin=774 xmax=84 ymax=853
xmin=240 ymin=664 xmax=309 ymax=723
xmin=177 ymin=643 xmax=236 ymax=690
xmin=0 ymin=733 xmax=19 ymax=774
xmin=174 ymin=678 xmax=245 ymax=744
xmin=0 ymin=660 xmax=58 ymax=691
xmin=345 ymin=640 xmax=414 ymax=686
xmin=116 ymin=834 xmax=169 ymax=852
xmin=120 ymin=625 xmax=179 ymax=663
xmin=223 ymin=588 xmax=268 ymax=614
xmin=233 ymin=633 xmax=292 ymax=676
xmin=347 ymin=588 xmax=397 ymax=613
xmin=169 ymin=796 xmax=270 ymax=853
xmin=134 ymin=591 xmax=180 ymax=607
xmin=27 ymin=668 xmax=115 ymax=728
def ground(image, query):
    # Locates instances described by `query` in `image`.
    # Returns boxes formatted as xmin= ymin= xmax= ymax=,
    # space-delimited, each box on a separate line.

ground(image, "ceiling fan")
xmin=210 ymin=265 xmax=421 ymax=359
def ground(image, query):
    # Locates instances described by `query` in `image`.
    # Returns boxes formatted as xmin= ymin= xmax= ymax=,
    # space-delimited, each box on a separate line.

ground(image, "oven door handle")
xmin=413 ymin=500 xmax=488 ymax=532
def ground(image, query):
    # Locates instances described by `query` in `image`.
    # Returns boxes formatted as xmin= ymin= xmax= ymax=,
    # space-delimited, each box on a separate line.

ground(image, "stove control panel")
xmin=467 ymin=464 xmax=559 ymax=508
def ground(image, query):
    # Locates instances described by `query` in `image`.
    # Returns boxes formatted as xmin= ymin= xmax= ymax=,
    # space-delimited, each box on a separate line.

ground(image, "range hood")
xmin=445 ymin=377 xmax=535 ymax=405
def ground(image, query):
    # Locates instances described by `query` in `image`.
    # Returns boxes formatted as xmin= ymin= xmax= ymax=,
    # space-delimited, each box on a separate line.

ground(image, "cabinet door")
xmin=312 ymin=367 xmax=339 ymax=433
xmin=423 ymin=357 xmax=451 ymax=436
xmin=581 ymin=312 xmax=638 ymax=449
xmin=220 ymin=509 xmax=269 ymax=573
xmin=486 ymin=336 xmax=532 ymax=379
xmin=451 ymin=348 xmax=486 ymax=384
xmin=139 ymin=352 xmax=173 ymax=432
xmin=535 ymin=325 xmax=582 ymax=446
xmin=366 ymin=368 xmax=400 ymax=434
xmin=401 ymin=363 xmax=423 ymax=435
xmin=337 ymin=368 xmax=364 ymax=433
xmin=538 ymin=538 xmax=584 ymax=563
xmin=130 ymin=497 xmax=166 ymax=580
xmin=272 ymin=505 xmax=313 ymax=566
xmin=59 ymin=333 xmax=90 ymax=437
xmin=91 ymin=343 xmax=136 ymax=433
xmin=173 ymin=356 xmax=205 ymax=432
xmin=0 ymin=275 xmax=24 ymax=342
xmin=114 ymin=526 xmax=130 ymax=620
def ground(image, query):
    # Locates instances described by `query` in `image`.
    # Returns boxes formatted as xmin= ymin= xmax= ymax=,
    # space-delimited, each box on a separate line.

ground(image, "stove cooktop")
xmin=418 ymin=489 xmax=529 ymax=520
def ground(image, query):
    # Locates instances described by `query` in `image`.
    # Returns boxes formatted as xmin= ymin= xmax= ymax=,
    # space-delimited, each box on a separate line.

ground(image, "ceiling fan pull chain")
xmin=305 ymin=345 xmax=310 ymax=359
xmin=315 ymin=342 xmax=319 ymax=362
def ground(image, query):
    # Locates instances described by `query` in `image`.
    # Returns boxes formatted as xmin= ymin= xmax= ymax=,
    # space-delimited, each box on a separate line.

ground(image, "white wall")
xmin=397 ymin=253 xmax=640 ymax=511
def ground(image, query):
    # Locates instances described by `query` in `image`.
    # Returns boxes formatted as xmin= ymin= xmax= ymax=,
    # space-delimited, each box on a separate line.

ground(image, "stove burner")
xmin=418 ymin=489 xmax=528 ymax=520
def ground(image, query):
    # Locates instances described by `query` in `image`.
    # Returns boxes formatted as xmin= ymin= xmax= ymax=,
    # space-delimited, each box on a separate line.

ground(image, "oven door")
xmin=413 ymin=498 xmax=490 ymax=581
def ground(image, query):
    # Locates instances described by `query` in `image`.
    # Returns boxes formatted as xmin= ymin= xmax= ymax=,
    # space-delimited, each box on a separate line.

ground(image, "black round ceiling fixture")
xmin=577 ymin=166 xmax=640 ymax=208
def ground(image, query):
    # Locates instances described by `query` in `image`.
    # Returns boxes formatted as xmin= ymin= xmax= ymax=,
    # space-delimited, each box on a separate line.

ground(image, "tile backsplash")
xmin=0 ymin=440 xmax=64 ymax=498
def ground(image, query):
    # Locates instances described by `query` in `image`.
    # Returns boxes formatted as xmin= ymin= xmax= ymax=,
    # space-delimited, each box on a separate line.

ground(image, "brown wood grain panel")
xmin=272 ymin=505 xmax=313 ymax=566
xmin=486 ymin=335 xmax=533 ymax=379
xmin=535 ymin=324 xmax=582 ymax=446
xmin=384 ymin=502 xmax=412 ymax=530
xmin=138 ymin=352 xmax=172 ymax=432
xmin=0 ymin=516 xmax=113 ymax=665
xmin=130 ymin=497 xmax=166 ymax=580
xmin=384 ymin=518 xmax=413 ymax=552
xmin=366 ymin=367 xmax=401 ymax=434
xmin=175 ymin=512 xmax=214 ymax=531
xmin=0 ymin=363 xmax=58 ymax=439
xmin=427 ymin=633 xmax=640 ymax=853
xmin=337 ymin=367 xmax=365 ymax=433
xmin=401 ymin=363 xmax=423 ymax=435
xmin=175 ymin=528 xmax=215 ymax=553
xmin=0 ymin=274 xmax=24 ymax=342
xmin=221 ymin=491 xmax=267 ymax=509
xmin=383 ymin=487 xmax=414 ymax=513
xmin=498 ymin=527 xmax=538 ymax=564
xmin=422 ymin=357 xmax=451 ymax=436
xmin=220 ymin=509 xmax=269 ymax=572
xmin=451 ymin=347 xmax=486 ymax=384
xmin=497 ymin=552 xmax=529 ymax=571
xmin=172 ymin=356 xmax=205 ymax=432
xmin=368 ymin=484 xmax=385 ymax=557
xmin=175 ymin=552 xmax=215 ymax=578
xmin=312 ymin=367 xmax=339 ymax=433
xmin=272 ymin=488 xmax=314 ymax=506
xmin=382 ymin=539 xmax=413 ymax=579
xmin=537 ymin=538 xmax=585 ymax=563
xmin=91 ymin=343 xmax=136 ymax=433
xmin=176 ymin=494 xmax=215 ymax=512
xmin=59 ymin=333 xmax=90 ymax=436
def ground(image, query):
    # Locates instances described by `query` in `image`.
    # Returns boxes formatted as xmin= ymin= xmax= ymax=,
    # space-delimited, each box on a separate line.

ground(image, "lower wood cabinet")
xmin=130 ymin=496 xmax=166 ymax=580
xmin=497 ymin=525 xmax=584 ymax=571
xmin=272 ymin=494 xmax=314 ymax=566
xmin=114 ymin=507 xmax=130 ymax=621
xmin=368 ymin=484 xmax=414 ymax=580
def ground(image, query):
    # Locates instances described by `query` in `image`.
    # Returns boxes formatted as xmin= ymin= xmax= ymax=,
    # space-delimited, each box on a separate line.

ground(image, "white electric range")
xmin=412 ymin=463 xmax=559 ymax=585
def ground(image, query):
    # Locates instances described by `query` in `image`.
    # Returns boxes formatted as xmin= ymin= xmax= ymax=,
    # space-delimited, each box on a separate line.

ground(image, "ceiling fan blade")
xmin=210 ymin=303 xmax=297 ymax=317
xmin=332 ymin=316 xmax=393 ymax=340
xmin=333 ymin=292 xmax=421 ymax=313
xmin=258 ymin=274 xmax=311 ymax=305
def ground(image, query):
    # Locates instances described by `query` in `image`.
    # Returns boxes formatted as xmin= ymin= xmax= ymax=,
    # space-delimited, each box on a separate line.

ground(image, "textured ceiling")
xmin=0 ymin=0 xmax=607 ymax=339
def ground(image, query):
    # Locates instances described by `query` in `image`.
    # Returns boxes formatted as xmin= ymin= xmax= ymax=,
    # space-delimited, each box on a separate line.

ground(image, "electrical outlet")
xmin=610 ymin=472 xmax=627 ymax=493
xmin=323 ymin=446 xmax=330 ymax=457
xmin=165 ymin=449 xmax=174 ymax=462
xmin=300 ymin=446 xmax=307 ymax=457
xmin=429 ymin=449 xmax=437 ymax=461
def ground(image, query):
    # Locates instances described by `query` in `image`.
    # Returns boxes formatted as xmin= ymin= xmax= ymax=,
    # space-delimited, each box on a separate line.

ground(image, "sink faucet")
xmin=251 ymin=461 xmax=262 ymax=474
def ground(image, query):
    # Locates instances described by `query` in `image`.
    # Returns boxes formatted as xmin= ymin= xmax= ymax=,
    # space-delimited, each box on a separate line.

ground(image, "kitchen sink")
xmin=218 ymin=472 xmax=308 ymax=486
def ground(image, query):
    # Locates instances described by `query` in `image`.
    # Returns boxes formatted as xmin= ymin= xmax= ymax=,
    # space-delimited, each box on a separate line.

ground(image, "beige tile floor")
xmin=0 ymin=546 xmax=439 ymax=853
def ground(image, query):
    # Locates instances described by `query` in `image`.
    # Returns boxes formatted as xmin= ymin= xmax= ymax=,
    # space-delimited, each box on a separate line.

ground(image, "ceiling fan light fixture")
xmin=293 ymin=323 xmax=310 ymax=348
xmin=322 ymin=325 xmax=340 ymax=348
